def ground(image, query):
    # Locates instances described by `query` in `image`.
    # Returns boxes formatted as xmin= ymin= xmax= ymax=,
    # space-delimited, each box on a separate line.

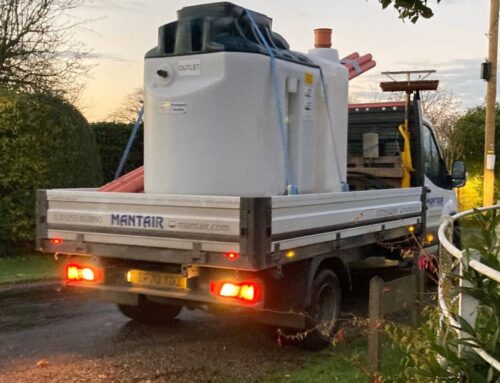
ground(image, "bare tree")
xmin=420 ymin=89 xmax=463 ymax=168
xmin=389 ymin=88 xmax=463 ymax=168
xmin=106 ymin=88 xmax=143 ymax=123
xmin=0 ymin=0 xmax=90 ymax=97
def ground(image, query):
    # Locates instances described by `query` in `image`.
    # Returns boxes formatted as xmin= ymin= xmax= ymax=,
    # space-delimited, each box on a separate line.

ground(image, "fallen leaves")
xmin=36 ymin=359 xmax=49 ymax=368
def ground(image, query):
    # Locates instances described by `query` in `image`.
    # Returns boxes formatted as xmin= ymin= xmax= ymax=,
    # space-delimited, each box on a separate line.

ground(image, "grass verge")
xmin=0 ymin=254 xmax=59 ymax=284
xmin=250 ymin=338 xmax=403 ymax=383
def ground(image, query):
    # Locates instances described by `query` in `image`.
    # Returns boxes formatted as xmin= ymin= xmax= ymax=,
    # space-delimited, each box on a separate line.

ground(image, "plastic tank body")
xmin=143 ymin=3 xmax=347 ymax=196
xmin=144 ymin=52 xmax=320 ymax=195
xmin=308 ymin=30 xmax=349 ymax=193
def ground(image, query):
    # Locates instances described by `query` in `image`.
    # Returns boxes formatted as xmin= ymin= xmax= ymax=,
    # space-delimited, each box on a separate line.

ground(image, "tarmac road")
xmin=0 ymin=282 xmax=312 ymax=383
xmin=0 ymin=268 xmax=399 ymax=383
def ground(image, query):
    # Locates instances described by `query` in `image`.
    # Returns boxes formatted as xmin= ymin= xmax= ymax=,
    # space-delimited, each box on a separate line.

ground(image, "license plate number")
xmin=127 ymin=270 xmax=187 ymax=290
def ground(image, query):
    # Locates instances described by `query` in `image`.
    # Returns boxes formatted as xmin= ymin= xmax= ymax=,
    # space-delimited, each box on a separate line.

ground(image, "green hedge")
xmin=91 ymin=122 xmax=143 ymax=184
xmin=455 ymin=106 xmax=500 ymax=204
xmin=0 ymin=90 xmax=103 ymax=256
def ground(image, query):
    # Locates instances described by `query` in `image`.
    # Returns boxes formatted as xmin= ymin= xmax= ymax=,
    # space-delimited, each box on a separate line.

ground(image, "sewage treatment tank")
xmin=143 ymin=2 xmax=348 ymax=196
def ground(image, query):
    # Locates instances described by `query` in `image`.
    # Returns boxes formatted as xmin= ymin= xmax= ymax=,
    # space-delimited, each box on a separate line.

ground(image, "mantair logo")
xmin=427 ymin=197 xmax=444 ymax=208
xmin=167 ymin=220 xmax=230 ymax=232
xmin=111 ymin=214 xmax=164 ymax=229
xmin=176 ymin=221 xmax=230 ymax=232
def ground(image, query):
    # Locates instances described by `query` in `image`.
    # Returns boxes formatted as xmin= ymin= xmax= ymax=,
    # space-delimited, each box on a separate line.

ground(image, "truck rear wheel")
xmin=117 ymin=296 xmax=182 ymax=323
xmin=301 ymin=269 xmax=341 ymax=350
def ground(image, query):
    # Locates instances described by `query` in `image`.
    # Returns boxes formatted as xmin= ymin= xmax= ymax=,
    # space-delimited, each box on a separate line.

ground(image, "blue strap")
xmin=340 ymin=58 xmax=362 ymax=74
xmin=114 ymin=105 xmax=144 ymax=180
xmin=244 ymin=9 xmax=295 ymax=194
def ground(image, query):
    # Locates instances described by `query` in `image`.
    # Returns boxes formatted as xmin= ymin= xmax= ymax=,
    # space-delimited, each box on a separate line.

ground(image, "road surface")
xmin=0 ymin=282 xmax=318 ymax=383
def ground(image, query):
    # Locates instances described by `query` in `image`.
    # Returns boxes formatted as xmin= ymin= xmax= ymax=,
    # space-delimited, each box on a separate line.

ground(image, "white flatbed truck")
xmin=36 ymin=2 xmax=468 ymax=348
xmin=36 ymin=99 xmax=466 ymax=348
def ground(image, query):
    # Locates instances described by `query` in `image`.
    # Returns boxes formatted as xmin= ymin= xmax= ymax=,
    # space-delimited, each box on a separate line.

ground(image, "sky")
xmin=72 ymin=0 xmax=491 ymax=122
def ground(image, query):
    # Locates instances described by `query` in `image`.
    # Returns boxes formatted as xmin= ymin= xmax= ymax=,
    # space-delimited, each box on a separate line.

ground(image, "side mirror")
xmin=451 ymin=160 xmax=466 ymax=188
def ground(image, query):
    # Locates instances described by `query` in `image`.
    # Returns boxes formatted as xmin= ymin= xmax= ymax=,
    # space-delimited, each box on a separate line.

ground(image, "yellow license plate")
xmin=127 ymin=270 xmax=187 ymax=290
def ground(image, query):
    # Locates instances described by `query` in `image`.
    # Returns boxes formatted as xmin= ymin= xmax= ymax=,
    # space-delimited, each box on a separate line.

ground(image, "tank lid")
xmin=178 ymin=2 xmax=271 ymax=27
xmin=145 ymin=2 xmax=314 ymax=67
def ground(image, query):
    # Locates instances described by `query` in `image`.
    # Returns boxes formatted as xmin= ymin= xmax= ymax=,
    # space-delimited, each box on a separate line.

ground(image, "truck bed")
xmin=37 ymin=187 xmax=424 ymax=271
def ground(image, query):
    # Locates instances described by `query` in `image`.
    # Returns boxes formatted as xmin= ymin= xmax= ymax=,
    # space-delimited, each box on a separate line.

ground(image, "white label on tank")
xmin=303 ymin=86 xmax=314 ymax=120
xmin=159 ymin=101 xmax=187 ymax=114
xmin=177 ymin=59 xmax=201 ymax=76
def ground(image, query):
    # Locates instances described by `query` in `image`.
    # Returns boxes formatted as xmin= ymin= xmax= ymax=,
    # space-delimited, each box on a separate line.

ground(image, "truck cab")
xmin=347 ymin=99 xmax=465 ymax=245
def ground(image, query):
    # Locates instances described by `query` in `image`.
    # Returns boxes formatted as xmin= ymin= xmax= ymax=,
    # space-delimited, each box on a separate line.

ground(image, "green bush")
xmin=379 ymin=210 xmax=500 ymax=382
xmin=91 ymin=122 xmax=143 ymax=183
xmin=0 ymin=89 xmax=103 ymax=256
xmin=455 ymin=106 xmax=500 ymax=204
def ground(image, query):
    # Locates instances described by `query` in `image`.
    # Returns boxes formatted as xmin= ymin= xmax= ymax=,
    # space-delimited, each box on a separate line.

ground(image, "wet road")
xmin=0 ymin=283 xmax=312 ymax=383
xmin=0 ymin=271 xmax=392 ymax=383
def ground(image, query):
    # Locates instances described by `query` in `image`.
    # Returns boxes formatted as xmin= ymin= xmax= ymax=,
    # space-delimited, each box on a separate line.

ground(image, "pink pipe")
xmin=341 ymin=52 xmax=360 ymax=61
xmin=100 ymin=167 xmax=142 ymax=192
xmin=349 ymin=60 xmax=377 ymax=80
xmin=99 ymin=166 xmax=144 ymax=192
xmin=111 ymin=171 xmax=141 ymax=192
xmin=343 ymin=54 xmax=373 ymax=72
xmin=112 ymin=174 xmax=144 ymax=193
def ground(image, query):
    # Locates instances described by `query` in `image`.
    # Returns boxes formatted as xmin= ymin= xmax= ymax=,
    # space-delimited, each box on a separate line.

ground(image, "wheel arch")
xmin=305 ymin=252 xmax=352 ymax=307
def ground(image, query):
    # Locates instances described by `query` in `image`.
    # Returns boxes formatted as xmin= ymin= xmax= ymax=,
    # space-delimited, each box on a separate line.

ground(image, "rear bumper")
xmin=66 ymin=281 xmax=306 ymax=329
xmin=62 ymin=254 xmax=307 ymax=329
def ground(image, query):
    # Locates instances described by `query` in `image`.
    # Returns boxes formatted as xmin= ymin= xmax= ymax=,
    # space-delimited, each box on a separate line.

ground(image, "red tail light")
xmin=65 ymin=264 xmax=102 ymax=283
xmin=50 ymin=237 xmax=63 ymax=245
xmin=210 ymin=281 xmax=260 ymax=304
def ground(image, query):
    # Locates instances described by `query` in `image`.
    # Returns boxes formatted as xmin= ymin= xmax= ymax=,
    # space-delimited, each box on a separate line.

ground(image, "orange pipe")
xmin=314 ymin=28 xmax=332 ymax=48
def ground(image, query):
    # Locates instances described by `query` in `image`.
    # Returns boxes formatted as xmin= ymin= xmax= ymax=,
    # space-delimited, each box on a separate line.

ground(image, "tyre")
xmin=117 ymin=296 xmax=182 ymax=323
xmin=300 ymin=269 xmax=341 ymax=351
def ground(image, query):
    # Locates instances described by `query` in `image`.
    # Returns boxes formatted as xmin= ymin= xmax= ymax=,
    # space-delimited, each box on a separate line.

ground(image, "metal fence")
xmin=437 ymin=205 xmax=500 ymax=372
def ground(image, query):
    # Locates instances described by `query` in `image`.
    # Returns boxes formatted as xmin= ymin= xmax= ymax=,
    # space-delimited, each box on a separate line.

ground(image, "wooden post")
xmin=458 ymin=250 xmax=479 ymax=356
xmin=368 ymin=276 xmax=384 ymax=375
xmin=410 ymin=268 xmax=422 ymax=327
xmin=418 ymin=268 xmax=425 ymax=322
xmin=483 ymin=0 xmax=499 ymax=207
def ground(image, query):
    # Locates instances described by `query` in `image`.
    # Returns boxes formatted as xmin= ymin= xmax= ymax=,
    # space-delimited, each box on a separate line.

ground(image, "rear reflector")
xmin=210 ymin=281 xmax=260 ymax=303
xmin=50 ymin=238 xmax=63 ymax=245
xmin=65 ymin=264 xmax=101 ymax=282
xmin=224 ymin=251 xmax=239 ymax=260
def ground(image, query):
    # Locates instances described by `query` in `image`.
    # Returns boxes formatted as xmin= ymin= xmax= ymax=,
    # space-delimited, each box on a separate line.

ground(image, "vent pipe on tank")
xmin=314 ymin=28 xmax=332 ymax=48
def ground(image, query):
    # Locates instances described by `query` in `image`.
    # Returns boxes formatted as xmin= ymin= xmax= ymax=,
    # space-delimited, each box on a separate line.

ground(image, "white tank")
xmin=143 ymin=4 xmax=349 ymax=196
xmin=307 ymin=45 xmax=349 ymax=193
xmin=143 ymin=52 xmax=321 ymax=196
